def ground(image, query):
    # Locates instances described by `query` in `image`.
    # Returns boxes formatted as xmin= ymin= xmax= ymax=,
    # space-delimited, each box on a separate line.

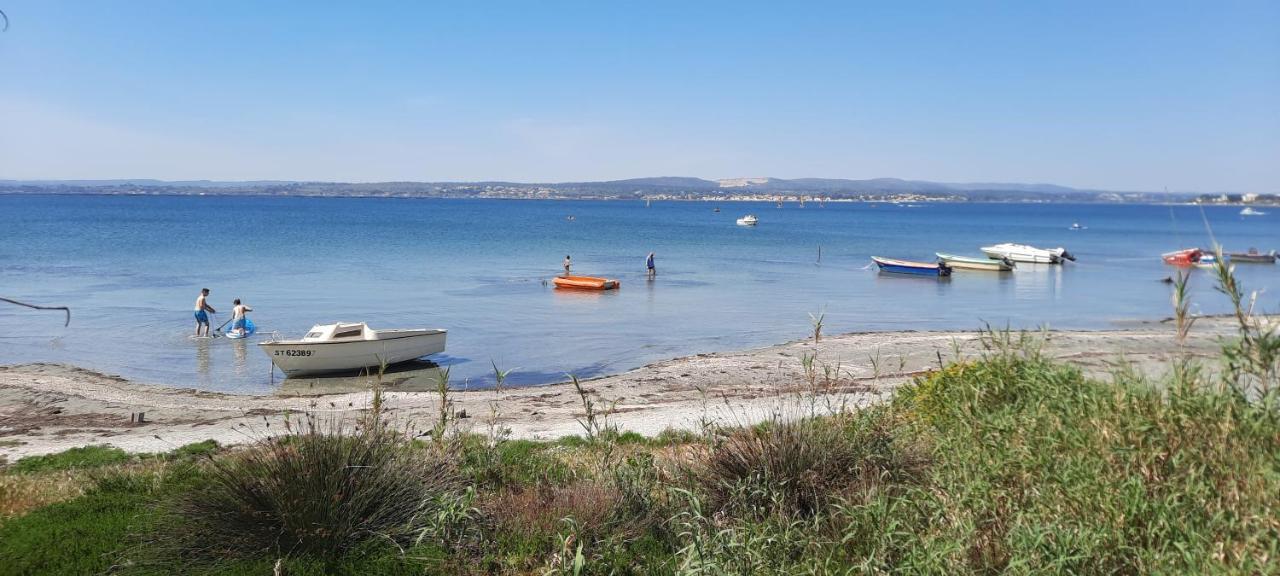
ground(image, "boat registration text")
xmin=274 ymin=349 xmax=314 ymax=357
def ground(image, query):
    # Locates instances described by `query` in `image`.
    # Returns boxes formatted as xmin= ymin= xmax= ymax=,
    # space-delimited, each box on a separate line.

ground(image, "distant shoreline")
xmin=3 ymin=190 xmax=1274 ymax=208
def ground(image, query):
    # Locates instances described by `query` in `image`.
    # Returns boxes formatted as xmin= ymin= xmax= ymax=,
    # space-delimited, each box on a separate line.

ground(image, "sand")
xmin=0 ymin=317 xmax=1250 ymax=460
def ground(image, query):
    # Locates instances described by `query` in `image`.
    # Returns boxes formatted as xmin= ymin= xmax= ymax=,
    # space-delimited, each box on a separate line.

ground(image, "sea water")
xmin=1 ymin=194 xmax=1276 ymax=394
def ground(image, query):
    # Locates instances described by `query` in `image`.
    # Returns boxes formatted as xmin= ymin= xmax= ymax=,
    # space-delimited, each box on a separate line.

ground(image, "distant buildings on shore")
xmin=1194 ymin=193 xmax=1279 ymax=206
xmin=2 ymin=179 xmax=1274 ymax=205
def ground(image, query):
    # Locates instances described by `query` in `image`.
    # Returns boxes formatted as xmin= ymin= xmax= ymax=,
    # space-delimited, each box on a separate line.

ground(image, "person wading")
xmin=193 ymin=288 xmax=216 ymax=337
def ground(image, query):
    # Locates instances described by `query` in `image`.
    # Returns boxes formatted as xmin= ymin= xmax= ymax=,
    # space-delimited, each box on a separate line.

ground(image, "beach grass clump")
xmin=696 ymin=409 xmax=927 ymax=520
xmin=161 ymin=413 xmax=462 ymax=562
xmin=458 ymin=435 xmax=575 ymax=489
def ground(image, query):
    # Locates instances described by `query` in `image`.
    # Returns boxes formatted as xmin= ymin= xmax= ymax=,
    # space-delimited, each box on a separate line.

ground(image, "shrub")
xmin=162 ymin=414 xmax=461 ymax=561
xmin=698 ymin=409 xmax=927 ymax=520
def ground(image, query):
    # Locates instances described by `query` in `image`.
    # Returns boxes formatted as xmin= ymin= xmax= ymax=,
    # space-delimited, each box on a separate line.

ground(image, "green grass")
xmin=10 ymin=445 xmax=129 ymax=474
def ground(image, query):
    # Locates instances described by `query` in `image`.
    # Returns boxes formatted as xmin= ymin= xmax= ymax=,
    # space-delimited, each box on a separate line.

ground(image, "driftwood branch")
xmin=0 ymin=297 xmax=71 ymax=326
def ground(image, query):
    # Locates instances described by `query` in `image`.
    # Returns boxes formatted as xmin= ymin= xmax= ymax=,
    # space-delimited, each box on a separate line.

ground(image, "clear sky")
xmin=1 ymin=1 xmax=1276 ymax=191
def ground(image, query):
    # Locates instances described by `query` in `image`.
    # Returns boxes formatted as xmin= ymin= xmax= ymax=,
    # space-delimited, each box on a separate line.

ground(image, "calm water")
xmin=1 ymin=195 xmax=1277 ymax=394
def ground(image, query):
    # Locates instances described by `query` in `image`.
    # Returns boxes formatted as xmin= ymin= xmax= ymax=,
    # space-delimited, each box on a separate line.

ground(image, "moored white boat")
xmin=1240 ymin=207 xmax=1266 ymax=216
xmin=981 ymin=243 xmax=1075 ymax=264
xmin=936 ymin=252 xmax=1015 ymax=271
xmin=259 ymin=322 xmax=447 ymax=377
xmin=736 ymin=214 xmax=758 ymax=226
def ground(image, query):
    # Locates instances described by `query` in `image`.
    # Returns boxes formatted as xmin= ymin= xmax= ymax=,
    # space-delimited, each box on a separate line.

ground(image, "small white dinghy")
xmin=259 ymin=322 xmax=446 ymax=377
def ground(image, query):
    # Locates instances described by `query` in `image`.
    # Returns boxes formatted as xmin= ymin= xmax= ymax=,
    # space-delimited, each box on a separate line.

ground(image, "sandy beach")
xmin=0 ymin=318 xmax=1248 ymax=460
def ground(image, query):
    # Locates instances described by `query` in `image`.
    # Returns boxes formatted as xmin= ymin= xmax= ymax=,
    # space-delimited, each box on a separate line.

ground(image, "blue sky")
xmin=1 ymin=1 xmax=1276 ymax=191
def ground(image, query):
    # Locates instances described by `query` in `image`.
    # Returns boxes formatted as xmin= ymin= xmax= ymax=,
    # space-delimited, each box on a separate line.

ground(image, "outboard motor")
xmin=1059 ymin=249 xmax=1076 ymax=262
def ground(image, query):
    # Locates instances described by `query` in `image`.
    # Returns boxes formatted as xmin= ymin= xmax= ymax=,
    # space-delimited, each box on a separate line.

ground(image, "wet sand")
xmin=0 ymin=317 xmax=1253 ymax=460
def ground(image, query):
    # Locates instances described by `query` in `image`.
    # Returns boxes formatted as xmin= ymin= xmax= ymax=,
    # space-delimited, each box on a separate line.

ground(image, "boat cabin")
xmin=302 ymin=322 xmax=370 ymax=342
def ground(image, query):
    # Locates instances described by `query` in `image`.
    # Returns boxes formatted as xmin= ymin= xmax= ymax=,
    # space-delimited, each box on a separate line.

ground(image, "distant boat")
xmin=872 ymin=256 xmax=952 ymax=277
xmin=981 ymin=243 xmax=1075 ymax=264
xmin=936 ymin=252 xmax=1014 ymax=272
xmin=713 ymin=207 xmax=720 ymax=212
xmin=260 ymin=322 xmax=447 ymax=377
xmin=1227 ymin=248 xmax=1277 ymax=264
xmin=736 ymin=214 xmax=758 ymax=226
xmin=1162 ymin=247 xmax=1202 ymax=266
xmin=1240 ymin=207 xmax=1267 ymax=216
xmin=553 ymin=275 xmax=620 ymax=290
xmin=566 ymin=215 xmax=575 ymax=221
xmin=1070 ymin=222 xmax=1086 ymax=230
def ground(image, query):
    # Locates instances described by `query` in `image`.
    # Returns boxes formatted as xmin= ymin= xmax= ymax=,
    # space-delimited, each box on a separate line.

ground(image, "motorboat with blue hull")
xmin=872 ymin=256 xmax=952 ymax=277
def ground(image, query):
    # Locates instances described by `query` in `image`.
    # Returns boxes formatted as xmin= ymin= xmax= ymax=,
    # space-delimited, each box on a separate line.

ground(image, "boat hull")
xmin=872 ymin=257 xmax=951 ymax=277
xmin=259 ymin=330 xmax=447 ymax=377
xmin=1227 ymin=251 xmax=1276 ymax=264
xmin=1162 ymin=248 xmax=1202 ymax=266
xmin=936 ymin=253 xmax=1013 ymax=271
xmin=981 ymin=246 xmax=1063 ymax=264
xmin=553 ymin=275 xmax=620 ymax=290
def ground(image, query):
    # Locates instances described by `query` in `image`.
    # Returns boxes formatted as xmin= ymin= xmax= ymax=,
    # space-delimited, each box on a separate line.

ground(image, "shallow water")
xmin=1 ymin=194 xmax=1276 ymax=394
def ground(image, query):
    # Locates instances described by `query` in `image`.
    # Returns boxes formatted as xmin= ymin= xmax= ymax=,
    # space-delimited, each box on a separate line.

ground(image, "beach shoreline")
xmin=0 ymin=318 xmax=1251 ymax=460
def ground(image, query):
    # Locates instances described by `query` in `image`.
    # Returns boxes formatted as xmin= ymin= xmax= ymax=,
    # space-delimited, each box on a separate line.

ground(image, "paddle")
xmin=214 ymin=314 xmax=232 ymax=338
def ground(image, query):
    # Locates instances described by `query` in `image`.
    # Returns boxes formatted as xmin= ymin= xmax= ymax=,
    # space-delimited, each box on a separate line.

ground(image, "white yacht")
xmin=259 ymin=322 xmax=446 ymax=377
xmin=1240 ymin=207 xmax=1267 ymax=216
xmin=736 ymin=214 xmax=758 ymax=226
xmin=981 ymin=243 xmax=1075 ymax=264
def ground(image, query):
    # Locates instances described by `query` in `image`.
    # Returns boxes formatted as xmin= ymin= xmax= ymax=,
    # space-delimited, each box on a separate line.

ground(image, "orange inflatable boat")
xmin=553 ymin=275 xmax=620 ymax=290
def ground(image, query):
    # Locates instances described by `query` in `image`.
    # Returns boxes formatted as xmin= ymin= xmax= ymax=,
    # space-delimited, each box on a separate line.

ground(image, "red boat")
xmin=1162 ymin=248 xmax=1202 ymax=266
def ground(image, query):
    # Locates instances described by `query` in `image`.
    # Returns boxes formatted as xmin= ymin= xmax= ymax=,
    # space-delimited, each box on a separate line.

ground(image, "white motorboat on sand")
xmin=260 ymin=322 xmax=447 ymax=377
xmin=981 ymin=243 xmax=1075 ymax=264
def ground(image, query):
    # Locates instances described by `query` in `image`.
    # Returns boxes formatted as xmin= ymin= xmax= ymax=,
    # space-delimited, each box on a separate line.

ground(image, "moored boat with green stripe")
xmin=936 ymin=252 xmax=1015 ymax=271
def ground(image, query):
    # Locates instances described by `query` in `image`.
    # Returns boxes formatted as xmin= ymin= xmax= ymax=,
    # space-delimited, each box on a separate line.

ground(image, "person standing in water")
xmin=563 ymin=255 xmax=572 ymax=276
xmin=193 ymin=288 xmax=216 ymax=337
xmin=646 ymin=252 xmax=656 ymax=278
xmin=230 ymin=298 xmax=253 ymax=337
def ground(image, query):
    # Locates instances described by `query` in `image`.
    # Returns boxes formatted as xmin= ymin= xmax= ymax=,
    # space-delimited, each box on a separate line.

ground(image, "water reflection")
xmin=275 ymin=359 xmax=445 ymax=396
xmin=1013 ymin=264 xmax=1064 ymax=301
xmin=231 ymin=339 xmax=249 ymax=376
xmin=195 ymin=339 xmax=210 ymax=375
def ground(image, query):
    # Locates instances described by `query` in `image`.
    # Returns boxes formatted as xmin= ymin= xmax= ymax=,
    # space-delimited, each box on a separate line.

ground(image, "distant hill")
xmin=0 ymin=177 xmax=1236 ymax=203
